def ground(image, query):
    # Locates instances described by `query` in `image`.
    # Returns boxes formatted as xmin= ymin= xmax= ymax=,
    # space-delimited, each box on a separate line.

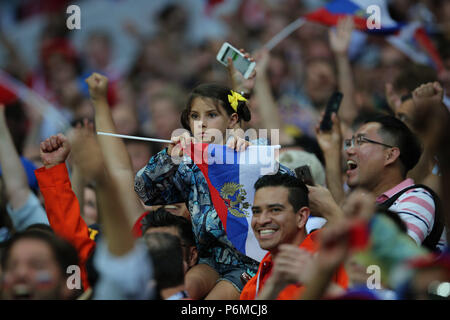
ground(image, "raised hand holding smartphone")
xmin=320 ymin=92 xmax=343 ymax=131
xmin=216 ymin=42 xmax=256 ymax=79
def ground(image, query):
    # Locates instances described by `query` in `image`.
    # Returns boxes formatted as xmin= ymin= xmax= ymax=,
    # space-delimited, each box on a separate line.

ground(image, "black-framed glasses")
xmin=344 ymin=135 xmax=395 ymax=151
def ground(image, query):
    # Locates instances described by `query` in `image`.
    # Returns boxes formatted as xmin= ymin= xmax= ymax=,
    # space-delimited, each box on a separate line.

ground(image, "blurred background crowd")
xmin=1 ymin=0 xmax=449 ymax=172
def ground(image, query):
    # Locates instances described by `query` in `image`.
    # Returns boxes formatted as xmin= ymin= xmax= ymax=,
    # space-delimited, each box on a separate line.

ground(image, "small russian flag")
xmin=387 ymin=22 xmax=444 ymax=73
xmin=306 ymin=0 xmax=401 ymax=34
xmin=186 ymin=143 xmax=279 ymax=262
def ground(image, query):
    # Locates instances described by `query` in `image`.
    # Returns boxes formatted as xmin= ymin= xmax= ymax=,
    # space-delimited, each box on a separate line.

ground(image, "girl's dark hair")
xmin=180 ymin=83 xmax=251 ymax=131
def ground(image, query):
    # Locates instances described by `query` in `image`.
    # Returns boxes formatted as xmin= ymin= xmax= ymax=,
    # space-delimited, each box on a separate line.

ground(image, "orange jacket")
xmin=35 ymin=163 xmax=96 ymax=291
xmin=240 ymin=230 xmax=348 ymax=300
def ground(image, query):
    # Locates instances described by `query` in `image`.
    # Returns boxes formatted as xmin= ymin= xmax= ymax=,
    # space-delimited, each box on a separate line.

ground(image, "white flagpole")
xmin=263 ymin=17 xmax=306 ymax=51
xmin=96 ymin=131 xmax=281 ymax=148
xmin=97 ymin=131 xmax=173 ymax=144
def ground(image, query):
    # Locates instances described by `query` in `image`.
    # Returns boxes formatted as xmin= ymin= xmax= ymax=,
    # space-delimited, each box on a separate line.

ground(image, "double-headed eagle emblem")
xmin=220 ymin=182 xmax=251 ymax=218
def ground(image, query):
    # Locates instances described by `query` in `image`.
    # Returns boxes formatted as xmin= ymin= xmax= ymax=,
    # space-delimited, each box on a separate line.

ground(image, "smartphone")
xmin=216 ymin=42 xmax=256 ymax=79
xmin=295 ymin=165 xmax=315 ymax=186
xmin=319 ymin=91 xmax=343 ymax=131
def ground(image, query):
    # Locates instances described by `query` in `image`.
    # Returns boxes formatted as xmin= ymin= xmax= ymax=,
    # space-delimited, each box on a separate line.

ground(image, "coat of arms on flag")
xmin=220 ymin=182 xmax=251 ymax=218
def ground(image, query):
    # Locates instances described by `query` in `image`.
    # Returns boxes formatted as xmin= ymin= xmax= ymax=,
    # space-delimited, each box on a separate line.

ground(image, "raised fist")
xmin=40 ymin=133 xmax=71 ymax=169
xmin=85 ymin=72 xmax=108 ymax=101
xmin=412 ymin=81 xmax=444 ymax=109
xmin=411 ymin=81 xmax=446 ymax=133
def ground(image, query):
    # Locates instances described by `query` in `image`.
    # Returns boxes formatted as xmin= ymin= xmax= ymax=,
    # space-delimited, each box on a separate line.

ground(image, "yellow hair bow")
xmin=227 ymin=90 xmax=247 ymax=112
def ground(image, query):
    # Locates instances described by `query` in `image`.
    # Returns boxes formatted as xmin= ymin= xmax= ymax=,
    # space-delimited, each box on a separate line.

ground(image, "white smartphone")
xmin=216 ymin=42 xmax=256 ymax=79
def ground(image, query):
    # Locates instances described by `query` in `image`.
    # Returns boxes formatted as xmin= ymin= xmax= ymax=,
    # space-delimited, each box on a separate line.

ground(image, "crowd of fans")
xmin=0 ymin=0 xmax=450 ymax=300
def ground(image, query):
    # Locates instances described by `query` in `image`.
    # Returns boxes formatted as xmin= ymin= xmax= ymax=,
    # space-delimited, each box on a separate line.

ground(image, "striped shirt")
xmin=376 ymin=178 xmax=446 ymax=250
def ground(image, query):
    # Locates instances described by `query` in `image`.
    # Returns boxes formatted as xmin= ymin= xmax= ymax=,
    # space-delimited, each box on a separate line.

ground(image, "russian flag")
xmin=304 ymin=1 xmax=444 ymax=73
xmin=306 ymin=0 xmax=401 ymax=34
xmin=387 ymin=22 xmax=444 ymax=73
xmin=186 ymin=143 xmax=279 ymax=262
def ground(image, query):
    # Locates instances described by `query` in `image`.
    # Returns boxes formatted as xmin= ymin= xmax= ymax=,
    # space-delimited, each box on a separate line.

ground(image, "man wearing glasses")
xmin=344 ymin=115 xmax=444 ymax=251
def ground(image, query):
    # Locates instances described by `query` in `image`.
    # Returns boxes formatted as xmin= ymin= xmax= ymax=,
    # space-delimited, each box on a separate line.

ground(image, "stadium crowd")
xmin=0 ymin=0 xmax=450 ymax=300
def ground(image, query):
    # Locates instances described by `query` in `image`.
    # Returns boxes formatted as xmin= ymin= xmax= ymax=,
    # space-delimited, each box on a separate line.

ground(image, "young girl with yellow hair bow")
xmin=135 ymin=83 xmax=293 ymax=299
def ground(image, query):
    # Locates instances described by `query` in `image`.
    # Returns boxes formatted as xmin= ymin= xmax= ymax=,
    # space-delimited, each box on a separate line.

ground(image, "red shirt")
xmin=35 ymin=163 xmax=96 ymax=291
xmin=240 ymin=230 xmax=348 ymax=300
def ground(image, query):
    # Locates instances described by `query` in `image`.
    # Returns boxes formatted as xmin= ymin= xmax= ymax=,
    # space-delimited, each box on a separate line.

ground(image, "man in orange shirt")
xmin=240 ymin=173 xmax=347 ymax=300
